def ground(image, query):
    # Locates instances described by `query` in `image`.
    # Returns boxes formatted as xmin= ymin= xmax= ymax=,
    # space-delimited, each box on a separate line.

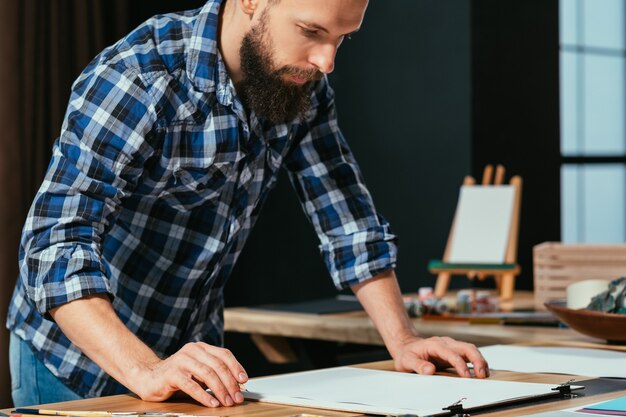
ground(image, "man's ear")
xmin=240 ymin=0 xmax=259 ymax=17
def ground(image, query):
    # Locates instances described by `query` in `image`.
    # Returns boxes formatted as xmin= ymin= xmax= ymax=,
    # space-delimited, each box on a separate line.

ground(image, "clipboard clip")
xmin=442 ymin=397 xmax=470 ymax=417
xmin=551 ymin=379 xmax=579 ymax=398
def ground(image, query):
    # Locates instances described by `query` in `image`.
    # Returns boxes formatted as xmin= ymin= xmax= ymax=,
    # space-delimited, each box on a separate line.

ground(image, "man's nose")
xmin=308 ymin=43 xmax=337 ymax=74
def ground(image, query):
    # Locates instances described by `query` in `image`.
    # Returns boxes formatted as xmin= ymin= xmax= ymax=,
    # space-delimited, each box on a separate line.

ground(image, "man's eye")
xmin=300 ymin=27 xmax=318 ymax=37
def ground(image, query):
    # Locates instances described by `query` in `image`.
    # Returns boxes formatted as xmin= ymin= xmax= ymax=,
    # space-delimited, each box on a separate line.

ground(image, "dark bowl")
xmin=544 ymin=300 xmax=626 ymax=344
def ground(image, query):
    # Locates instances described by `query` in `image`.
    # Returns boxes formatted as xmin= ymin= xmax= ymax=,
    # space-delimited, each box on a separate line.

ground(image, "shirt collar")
xmin=187 ymin=0 xmax=224 ymax=93
xmin=186 ymin=0 xmax=296 ymax=130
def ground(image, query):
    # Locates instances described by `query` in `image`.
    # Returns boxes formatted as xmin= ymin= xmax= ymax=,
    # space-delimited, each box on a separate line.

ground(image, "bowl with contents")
xmin=544 ymin=277 xmax=626 ymax=344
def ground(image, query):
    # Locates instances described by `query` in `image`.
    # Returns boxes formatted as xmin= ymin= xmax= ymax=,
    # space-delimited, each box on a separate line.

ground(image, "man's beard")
xmin=238 ymin=13 xmax=322 ymax=124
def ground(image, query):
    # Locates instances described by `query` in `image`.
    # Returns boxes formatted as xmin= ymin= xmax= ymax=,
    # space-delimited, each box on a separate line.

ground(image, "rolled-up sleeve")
xmin=284 ymin=78 xmax=398 ymax=289
xmin=20 ymin=62 xmax=159 ymax=315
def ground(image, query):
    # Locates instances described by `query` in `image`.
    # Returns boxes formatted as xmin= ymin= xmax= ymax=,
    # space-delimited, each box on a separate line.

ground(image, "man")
xmin=7 ymin=0 xmax=489 ymax=408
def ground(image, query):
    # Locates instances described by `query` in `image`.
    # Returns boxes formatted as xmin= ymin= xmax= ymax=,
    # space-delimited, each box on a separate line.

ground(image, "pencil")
xmin=11 ymin=408 xmax=215 ymax=417
xmin=13 ymin=410 xmax=111 ymax=417
xmin=11 ymin=410 xmax=179 ymax=417
xmin=11 ymin=410 xmax=112 ymax=417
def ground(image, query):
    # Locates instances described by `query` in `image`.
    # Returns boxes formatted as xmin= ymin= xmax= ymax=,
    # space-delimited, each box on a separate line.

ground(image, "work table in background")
xmin=224 ymin=291 xmax=626 ymax=364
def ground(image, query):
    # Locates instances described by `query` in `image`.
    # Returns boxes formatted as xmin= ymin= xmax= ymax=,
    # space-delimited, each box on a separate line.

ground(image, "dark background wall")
xmin=471 ymin=1 xmax=561 ymax=294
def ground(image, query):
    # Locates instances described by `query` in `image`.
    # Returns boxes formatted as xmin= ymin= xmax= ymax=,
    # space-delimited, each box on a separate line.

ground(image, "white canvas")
xmin=479 ymin=345 xmax=626 ymax=378
xmin=243 ymin=367 xmax=574 ymax=416
xmin=448 ymin=185 xmax=516 ymax=264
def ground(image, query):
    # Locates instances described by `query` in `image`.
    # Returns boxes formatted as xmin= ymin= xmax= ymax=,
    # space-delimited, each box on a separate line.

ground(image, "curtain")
xmin=0 ymin=1 xmax=130 ymax=407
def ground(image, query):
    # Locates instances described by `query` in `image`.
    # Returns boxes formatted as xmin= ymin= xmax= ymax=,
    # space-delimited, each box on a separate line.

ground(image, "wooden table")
xmin=3 ymin=361 xmax=625 ymax=417
xmin=224 ymin=291 xmax=626 ymax=363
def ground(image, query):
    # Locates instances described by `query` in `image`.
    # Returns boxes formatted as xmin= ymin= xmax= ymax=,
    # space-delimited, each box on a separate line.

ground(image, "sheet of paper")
xmin=448 ymin=185 xmax=515 ymax=263
xmin=243 ymin=366 xmax=568 ymax=416
xmin=479 ymin=345 xmax=626 ymax=378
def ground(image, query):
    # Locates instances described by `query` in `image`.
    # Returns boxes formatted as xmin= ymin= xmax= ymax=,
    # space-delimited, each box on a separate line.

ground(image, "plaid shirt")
xmin=6 ymin=0 xmax=397 ymax=398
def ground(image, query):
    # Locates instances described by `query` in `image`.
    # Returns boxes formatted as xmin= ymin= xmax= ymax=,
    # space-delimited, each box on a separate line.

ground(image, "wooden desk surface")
xmin=224 ymin=291 xmax=626 ymax=351
xmin=3 ymin=361 xmax=625 ymax=417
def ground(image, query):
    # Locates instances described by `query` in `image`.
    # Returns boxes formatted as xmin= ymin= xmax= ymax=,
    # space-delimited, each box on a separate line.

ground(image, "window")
xmin=560 ymin=0 xmax=626 ymax=242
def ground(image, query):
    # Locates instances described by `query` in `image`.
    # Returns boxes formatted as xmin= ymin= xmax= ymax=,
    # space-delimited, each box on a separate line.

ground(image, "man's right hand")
xmin=50 ymin=294 xmax=247 ymax=408
xmin=134 ymin=342 xmax=248 ymax=407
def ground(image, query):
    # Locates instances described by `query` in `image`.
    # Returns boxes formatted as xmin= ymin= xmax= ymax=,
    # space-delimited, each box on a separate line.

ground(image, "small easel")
xmin=429 ymin=164 xmax=523 ymax=301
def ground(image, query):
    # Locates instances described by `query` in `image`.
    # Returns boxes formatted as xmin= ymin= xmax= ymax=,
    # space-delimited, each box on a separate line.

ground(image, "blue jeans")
xmin=9 ymin=332 xmax=83 ymax=406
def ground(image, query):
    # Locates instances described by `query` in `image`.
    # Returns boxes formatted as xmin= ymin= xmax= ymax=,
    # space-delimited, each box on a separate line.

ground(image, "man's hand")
xmin=392 ymin=335 xmax=489 ymax=378
xmin=351 ymin=270 xmax=491 ymax=379
xmin=134 ymin=343 xmax=248 ymax=407
xmin=51 ymin=295 xmax=248 ymax=408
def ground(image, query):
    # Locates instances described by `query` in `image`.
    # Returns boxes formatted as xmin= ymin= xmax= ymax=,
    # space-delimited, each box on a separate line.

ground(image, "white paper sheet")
xmin=449 ymin=185 xmax=515 ymax=263
xmin=479 ymin=345 xmax=626 ymax=378
xmin=243 ymin=366 xmax=570 ymax=416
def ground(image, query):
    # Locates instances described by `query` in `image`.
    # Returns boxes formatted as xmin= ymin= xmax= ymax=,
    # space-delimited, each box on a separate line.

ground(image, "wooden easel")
xmin=430 ymin=164 xmax=523 ymax=301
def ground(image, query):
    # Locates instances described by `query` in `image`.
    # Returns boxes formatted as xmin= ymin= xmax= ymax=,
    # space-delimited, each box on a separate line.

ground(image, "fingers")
xmin=189 ymin=359 xmax=236 ymax=406
xmin=144 ymin=343 xmax=247 ymax=408
xmin=206 ymin=346 xmax=248 ymax=404
xmin=175 ymin=372 xmax=221 ymax=408
xmin=428 ymin=339 xmax=473 ymax=378
xmin=434 ymin=338 xmax=489 ymax=378
xmin=397 ymin=337 xmax=490 ymax=379
xmin=182 ymin=343 xmax=247 ymax=406
xmin=460 ymin=344 xmax=490 ymax=378
xmin=399 ymin=354 xmax=436 ymax=375
xmin=203 ymin=344 xmax=249 ymax=383
xmin=197 ymin=354 xmax=243 ymax=405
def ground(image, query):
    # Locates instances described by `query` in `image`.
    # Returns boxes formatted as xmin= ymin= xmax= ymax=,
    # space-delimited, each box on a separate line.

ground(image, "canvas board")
xmin=448 ymin=185 xmax=516 ymax=264
xmin=479 ymin=345 xmax=626 ymax=378
xmin=243 ymin=366 xmax=578 ymax=416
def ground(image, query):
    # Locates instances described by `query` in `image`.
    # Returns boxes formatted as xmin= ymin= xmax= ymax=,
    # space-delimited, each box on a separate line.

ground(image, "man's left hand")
xmin=392 ymin=335 xmax=490 ymax=378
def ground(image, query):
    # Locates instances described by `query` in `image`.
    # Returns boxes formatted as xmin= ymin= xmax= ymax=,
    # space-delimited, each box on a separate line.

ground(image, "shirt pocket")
xmin=158 ymin=159 xmax=237 ymax=211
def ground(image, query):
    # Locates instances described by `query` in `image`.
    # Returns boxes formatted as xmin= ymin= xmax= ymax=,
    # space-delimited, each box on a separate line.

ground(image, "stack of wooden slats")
xmin=533 ymin=242 xmax=626 ymax=310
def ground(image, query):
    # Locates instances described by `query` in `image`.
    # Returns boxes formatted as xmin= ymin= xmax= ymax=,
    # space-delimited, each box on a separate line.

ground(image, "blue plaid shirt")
xmin=7 ymin=0 xmax=397 ymax=398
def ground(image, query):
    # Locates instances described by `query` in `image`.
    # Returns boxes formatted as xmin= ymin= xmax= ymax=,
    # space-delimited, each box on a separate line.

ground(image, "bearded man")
xmin=7 ymin=0 xmax=489 ymax=407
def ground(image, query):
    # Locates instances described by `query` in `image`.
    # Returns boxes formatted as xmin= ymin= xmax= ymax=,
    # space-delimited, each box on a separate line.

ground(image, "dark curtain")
xmin=0 ymin=1 xmax=130 ymax=407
